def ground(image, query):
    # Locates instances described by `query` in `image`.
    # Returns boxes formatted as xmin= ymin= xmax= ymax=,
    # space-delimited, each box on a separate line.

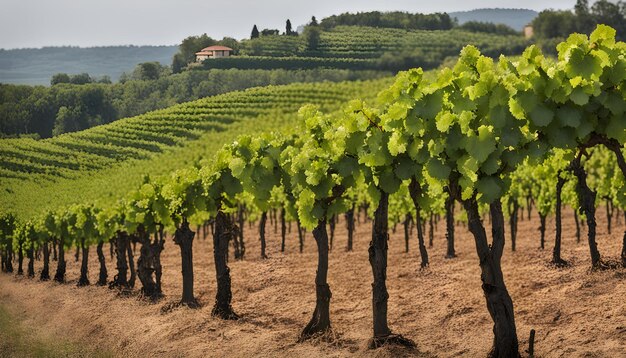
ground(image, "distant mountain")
xmin=449 ymin=8 xmax=538 ymax=31
xmin=0 ymin=45 xmax=178 ymax=85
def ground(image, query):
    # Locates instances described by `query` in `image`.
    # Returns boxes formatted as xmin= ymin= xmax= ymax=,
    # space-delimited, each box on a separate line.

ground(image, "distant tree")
xmin=532 ymin=0 xmax=626 ymax=41
xmin=69 ymin=73 xmax=93 ymax=85
xmin=590 ymin=0 xmax=626 ymax=37
xmin=310 ymin=16 xmax=318 ymax=26
xmin=219 ymin=37 xmax=240 ymax=54
xmin=459 ymin=21 xmax=519 ymax=36
xmin=574 ymin=0 xmax=590 ymax=16
xmin=50 ymin=73 xmax=70 ymax=86
xmin=286 ymin=19 xmax=293 ymax=35
xmin=575 ymin=0 xmax=594 ymax=34
xmin=132 ymin=62 xmax=168 ymax=81
xmin=251 ymin=25 xmax=260 ymax=39
xmin=531 ymin=10 xmax=577 ymax=39
xmin=172 ymin=54 xmax=187 ymax=74
xmin=53 ymin=106 xmax=83 ymax=136
xmin=97 ymin=76 xmax=112 ymax=84
xmin=261 ymin=29 xmax=280 ymax=36
xmin=304 ymin=25 xmax=321 ymax=51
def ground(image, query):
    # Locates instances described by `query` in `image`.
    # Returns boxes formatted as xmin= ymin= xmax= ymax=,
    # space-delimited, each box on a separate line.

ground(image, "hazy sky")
xmin=0 ymin=0 xmax=575 ymax=49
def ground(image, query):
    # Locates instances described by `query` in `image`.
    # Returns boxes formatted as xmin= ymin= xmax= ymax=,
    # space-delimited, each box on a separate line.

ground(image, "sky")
xmin=0 ymin=0 xmax=576 ymax=49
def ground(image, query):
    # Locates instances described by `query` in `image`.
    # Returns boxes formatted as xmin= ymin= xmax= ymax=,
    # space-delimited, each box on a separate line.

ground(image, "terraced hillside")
xmin=235 ymin=26 xmax=528 ymax=67
xmin=0 ymin=79 xmax=392 ymax=219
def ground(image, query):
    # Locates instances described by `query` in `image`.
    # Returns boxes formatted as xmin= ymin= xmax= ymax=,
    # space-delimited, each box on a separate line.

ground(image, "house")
xmin=524 ymin=25 xmax=534 ymax=39
xmin=195 ymin=46 xmax=233 ymax=61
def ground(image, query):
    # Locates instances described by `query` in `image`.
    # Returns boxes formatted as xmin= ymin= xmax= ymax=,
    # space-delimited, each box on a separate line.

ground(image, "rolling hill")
xmin=0 ymin=45 xmax=178 ymax=85
xmin=449 ymin=8 xmax=538 ymax=31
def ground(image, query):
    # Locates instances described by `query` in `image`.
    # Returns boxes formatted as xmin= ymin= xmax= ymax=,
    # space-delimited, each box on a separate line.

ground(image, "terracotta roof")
xmin=198 ymin=45 xmax=233 ymax=52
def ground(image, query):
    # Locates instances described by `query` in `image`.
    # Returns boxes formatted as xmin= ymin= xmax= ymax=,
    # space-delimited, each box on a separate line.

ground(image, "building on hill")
xmin=524 ymin=25 xmax=534 ymax=39
xmin=195 ymin=46 xmax=233 ymax=61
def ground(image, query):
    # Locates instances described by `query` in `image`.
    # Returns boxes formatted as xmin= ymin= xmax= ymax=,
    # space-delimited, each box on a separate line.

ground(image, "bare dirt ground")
xmin=0 ymin=208 xmax=625 ymax=358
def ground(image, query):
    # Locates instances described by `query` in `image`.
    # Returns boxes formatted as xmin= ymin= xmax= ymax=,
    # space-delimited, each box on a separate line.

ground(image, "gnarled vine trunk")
xmin=446 ymin=193 xmax=456 ymax=257
xmin=174 ymin=220 xmax=198 ymax=307
xmin=27 ymin=246 xmax=35 ymax=278
xmin=404 ymin=214 xmax=411 ymax=253
xmin=212 ymin=210 xmax=239 ymax=320
xmin=345 ymin=205 xmax=355 ymax=251
xmin=573 ymin=208 xmax=581 ymax=243
xmin=301 ymin=219 xmax=332 ymax=340
xmin=4 ymin=241 xmax=14 ymax=273
xmin=280 ymin=208 xmax=287 ymax=253
xmin=297 ymin=219 xmax=304 ymax=253
xmin=54 ymin=237 xmax=65 ymax=282
xmin=17 ymin=240 xmax=23 ymax=275
xmin=409 ymin=178 xmax=429 ymax=268
xmin=259 ymin=212 xmax=268 ymax=259
xmin=552 ymin=174 xmax=568 ymax=266
xmin=127 ymin=235 xmax=136 ymax=288
xmin=571 ymin=157 xmax=602 ymax=268
xmin=109 ymin=231 xmax=129 ymax=289
xmin=77 ymin=238 xmax=90 ymax=286
xmin=137 ymin=226 xmax=164 ymax=301
xmin=508 ymin=199 xmax=519 ymax=252
xmin=368 ymin=191 xmax=415 ymax=349
xmin=539 ymin=214 xmax=547 ymax=250
xmin=40 ymin=239 xmax=50 ymax=281
xmin=96 ymin=240 xmax=107 ymax=286
xmin=463 ymin=197 xmax=520 ymax=357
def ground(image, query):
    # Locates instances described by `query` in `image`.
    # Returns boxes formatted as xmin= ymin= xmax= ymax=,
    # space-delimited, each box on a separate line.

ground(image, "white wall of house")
xmin=196 ymin=50 xmax=232 ymax=61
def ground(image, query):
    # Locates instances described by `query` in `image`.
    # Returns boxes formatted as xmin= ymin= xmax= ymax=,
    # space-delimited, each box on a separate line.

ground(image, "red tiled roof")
xmin=198 ymin=45 xmax=233 ymax=52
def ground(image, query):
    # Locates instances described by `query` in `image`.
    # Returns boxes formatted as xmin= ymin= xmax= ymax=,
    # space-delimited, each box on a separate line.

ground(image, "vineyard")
xmin=1 ymin=25 xmax=625 ymax=357
xmin=206 ymin=26 xmax=529 ymax=71
xmin=239 ymin=26 xmax=528 ymax=59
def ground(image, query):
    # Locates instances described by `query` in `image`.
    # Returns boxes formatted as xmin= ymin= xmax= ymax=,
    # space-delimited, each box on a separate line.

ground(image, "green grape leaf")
xmin=436 ymin=112 xmax=455 ymax=132
xmin=570 ymin=88 xmax=589 ymax=105
xmin=379 ymin=169 xmax=401 ymax=194
xmin=395 ymin=156 xmax=418 ymax=181
xmin=604 ymin=115 xmax=626 ymax=143
xmin=529 ymin=104 xmax=554 ymax=127
xmin=556 ymin=105 xmax=582 ymax=128
xmin=465 ymin=125 xmax=496 ymax=164
xmin=477 ymin=176 xmax=503 ymax=204
xmin=426 ymin=159 xmax=451 ymax=180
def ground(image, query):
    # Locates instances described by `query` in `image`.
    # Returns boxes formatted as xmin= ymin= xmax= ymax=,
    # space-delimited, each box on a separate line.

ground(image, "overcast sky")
xmin=0 ymin=0 xmax=576 ymax=49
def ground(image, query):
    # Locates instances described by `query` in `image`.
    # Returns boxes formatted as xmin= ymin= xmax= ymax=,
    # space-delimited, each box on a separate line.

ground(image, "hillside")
xmin=0 ymin=78 xmax=393 ymax=219
xmin=449 ymin=8 xmax=538 ymax=31
xmin=0 ymin=45 xmax=178 ymax=85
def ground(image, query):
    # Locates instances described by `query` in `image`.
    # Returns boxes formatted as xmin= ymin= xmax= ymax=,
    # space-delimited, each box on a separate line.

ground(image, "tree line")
xmin=0 ymin=68 xmax=385 ymax=138
xmin=532 ymin=0 xmax=626 ymax=43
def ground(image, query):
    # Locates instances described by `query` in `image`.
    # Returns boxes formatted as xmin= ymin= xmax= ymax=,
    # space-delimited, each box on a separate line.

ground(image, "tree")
xmin=69 ymin=73 xmax=93 ymax=85
xmin=304 ymin=26 xmax=321 ymax=51
xmin=50 ymin=73 xmax=70 ymax=86
xmin=286 ymin=19 xmax=293 ymax=35
xmin=251 ymin=25 xmax=260 ymax=39
xmin=261 ymin=29 xmax=280 ymax=36
xmin=132 ymin=62 xmax=167 ymax=81
xmin=52 ymin=106 xmax=83 ymax=136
